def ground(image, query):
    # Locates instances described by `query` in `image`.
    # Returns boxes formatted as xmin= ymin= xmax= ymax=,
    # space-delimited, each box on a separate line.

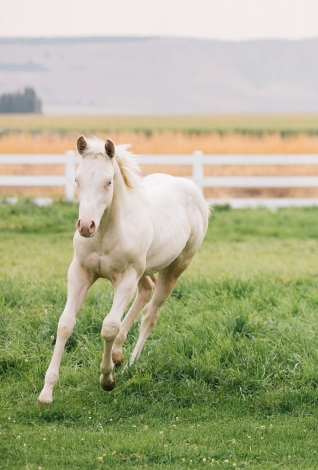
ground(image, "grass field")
xmin=1 ymin=114 xmax=318 ymax=135
xmin=2 ymin=201 xmax=318 ymax=469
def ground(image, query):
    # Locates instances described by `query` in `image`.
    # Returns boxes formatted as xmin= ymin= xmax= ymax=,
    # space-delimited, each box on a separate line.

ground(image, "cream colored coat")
xmin=38 ymin=136 xmax=209 ymax=404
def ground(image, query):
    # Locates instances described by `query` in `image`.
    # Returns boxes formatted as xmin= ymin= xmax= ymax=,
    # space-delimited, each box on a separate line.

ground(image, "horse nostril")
xmin=89 ymin=221 xmax=96 ymax=233
xmin=76 ymin=219 xmax=95 ymax=236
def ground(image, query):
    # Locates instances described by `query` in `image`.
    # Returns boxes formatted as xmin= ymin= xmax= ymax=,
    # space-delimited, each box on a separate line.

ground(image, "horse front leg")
xmin=100 ymin=269 xmax=138 ymax=391
xmin=37 ymin=259 xmax=95 ymax=404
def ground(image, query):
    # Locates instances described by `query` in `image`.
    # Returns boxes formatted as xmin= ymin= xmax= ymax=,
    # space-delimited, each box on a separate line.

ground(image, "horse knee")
xmin=139 ymin=277 xmax=155 ymax=302
xmin=101 ymin=318 xmax=121 ymax=341
xmin=57 ymin=317 xmax=76 ymax=339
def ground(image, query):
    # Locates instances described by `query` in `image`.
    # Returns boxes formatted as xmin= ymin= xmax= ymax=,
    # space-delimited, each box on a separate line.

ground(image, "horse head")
xmin=75 ymin=136 xmax=116 ymax=237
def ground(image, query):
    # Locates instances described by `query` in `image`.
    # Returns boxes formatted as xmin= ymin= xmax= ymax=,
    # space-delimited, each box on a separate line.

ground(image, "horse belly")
xmin=144 ymin=230 xmax=189 ymax=275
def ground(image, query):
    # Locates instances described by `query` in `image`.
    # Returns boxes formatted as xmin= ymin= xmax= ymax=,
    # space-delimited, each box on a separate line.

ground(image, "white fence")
xmin=1 ymin=151 xmax=318 ymax=208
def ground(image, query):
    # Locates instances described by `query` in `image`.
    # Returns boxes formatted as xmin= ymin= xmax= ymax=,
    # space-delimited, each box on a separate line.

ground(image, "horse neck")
xmin=100 ymin=159 xmax=131 ymax=226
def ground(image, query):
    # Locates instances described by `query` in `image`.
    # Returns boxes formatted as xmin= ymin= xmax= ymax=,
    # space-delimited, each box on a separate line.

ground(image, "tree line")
xmin=0 ymin=87 xmax=42 ymax=113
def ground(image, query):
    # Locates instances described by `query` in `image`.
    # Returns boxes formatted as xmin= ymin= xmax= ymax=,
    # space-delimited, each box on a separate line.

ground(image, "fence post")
xmin=65 ymin=150 xmax=76 ymax=201
xmin=192 ymin=150 xmax=204 ymax=193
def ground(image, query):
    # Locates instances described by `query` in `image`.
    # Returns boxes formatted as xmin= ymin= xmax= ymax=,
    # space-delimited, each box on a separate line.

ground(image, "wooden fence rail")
xmin=1 ymin=151 xmax=318 ymax=208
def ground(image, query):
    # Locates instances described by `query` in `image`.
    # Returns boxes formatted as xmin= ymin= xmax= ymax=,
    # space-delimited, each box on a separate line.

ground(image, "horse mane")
xmin=82 ymin=137 xmax=142 ymax=188
xmin=115 ymin=144 xmax=142 ymax=188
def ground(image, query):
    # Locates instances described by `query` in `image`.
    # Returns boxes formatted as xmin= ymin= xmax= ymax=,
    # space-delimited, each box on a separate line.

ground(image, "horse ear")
xmin=105 ymin=138 xmax=115 ymax=159
xmin=77 ymin=135 xmax=87 ymax=155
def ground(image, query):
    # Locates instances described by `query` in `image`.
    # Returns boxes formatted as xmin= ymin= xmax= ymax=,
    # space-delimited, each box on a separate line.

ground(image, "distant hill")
xmin=0 ymin=36 xmax=317 ymax=114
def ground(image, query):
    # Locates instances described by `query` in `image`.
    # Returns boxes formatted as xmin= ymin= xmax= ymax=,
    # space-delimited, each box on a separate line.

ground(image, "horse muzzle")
xmin=76 ymin=219 xmax=96 ymax=237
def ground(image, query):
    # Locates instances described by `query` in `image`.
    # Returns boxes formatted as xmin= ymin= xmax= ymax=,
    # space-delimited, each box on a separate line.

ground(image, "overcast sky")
xmin=1 ymin=0 xmax=318 ymax=41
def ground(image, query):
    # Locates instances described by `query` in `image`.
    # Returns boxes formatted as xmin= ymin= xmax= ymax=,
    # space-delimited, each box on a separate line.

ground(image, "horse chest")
xmin=78 ymin=253 xmax=112 ymax=277
xmin=78 ymin=252 xmax=107 ymax=277
xmin=76 ymin=246 xmax=132 ymax=279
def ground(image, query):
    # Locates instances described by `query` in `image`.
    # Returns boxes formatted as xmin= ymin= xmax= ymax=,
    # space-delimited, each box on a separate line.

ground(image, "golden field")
xmin=1 ymin=113 xmax=318 ymax=198
xmin=1 ymin=130 xmax=318 ymax=155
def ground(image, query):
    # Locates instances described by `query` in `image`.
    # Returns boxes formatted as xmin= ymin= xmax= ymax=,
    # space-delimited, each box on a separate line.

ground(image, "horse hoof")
xmin=100 ymin=379 xmax=116 ymax=392
xmin=112 ymin=353 xmax=124 ymax=369
xmin=113 ymin=358 xmax=124 ymax=369
xmin=37 ymin=398 xmax=53 ymax=406
xmin=37 ymin=390 xmax=53 ymax=405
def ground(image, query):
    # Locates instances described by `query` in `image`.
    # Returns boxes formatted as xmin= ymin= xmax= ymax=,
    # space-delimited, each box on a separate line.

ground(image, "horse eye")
xmin=107 ymin=180 xmax=112 ymax=186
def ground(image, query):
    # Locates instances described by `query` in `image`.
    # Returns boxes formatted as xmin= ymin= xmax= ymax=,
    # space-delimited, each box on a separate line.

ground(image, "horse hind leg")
xmin=111 ymin=275 xmax=156 ymax=367
xmin=129 ymin=254 xmax=193 ymax=366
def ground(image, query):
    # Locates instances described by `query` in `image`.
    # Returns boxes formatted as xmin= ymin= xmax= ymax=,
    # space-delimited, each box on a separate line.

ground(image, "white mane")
xmin=115 ymin=144 xmax=142 ymax=188
xmin=82 ymin=136 xmax=142 ymax=188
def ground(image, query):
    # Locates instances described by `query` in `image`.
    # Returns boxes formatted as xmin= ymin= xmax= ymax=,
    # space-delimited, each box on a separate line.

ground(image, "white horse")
xmin=38 ymin=136 xmax=209 ymax=404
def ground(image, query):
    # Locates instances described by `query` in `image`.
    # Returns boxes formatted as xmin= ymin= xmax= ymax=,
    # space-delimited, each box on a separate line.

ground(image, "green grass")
xmin=2 ymin=201 xmax=318 ymax=468
xmin=2 ymin=114 xmax=318 ymax=136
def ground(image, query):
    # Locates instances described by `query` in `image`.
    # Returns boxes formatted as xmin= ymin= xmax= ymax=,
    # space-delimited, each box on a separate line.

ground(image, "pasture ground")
xmin=1 ymin=201 xmax=318 ymax=469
